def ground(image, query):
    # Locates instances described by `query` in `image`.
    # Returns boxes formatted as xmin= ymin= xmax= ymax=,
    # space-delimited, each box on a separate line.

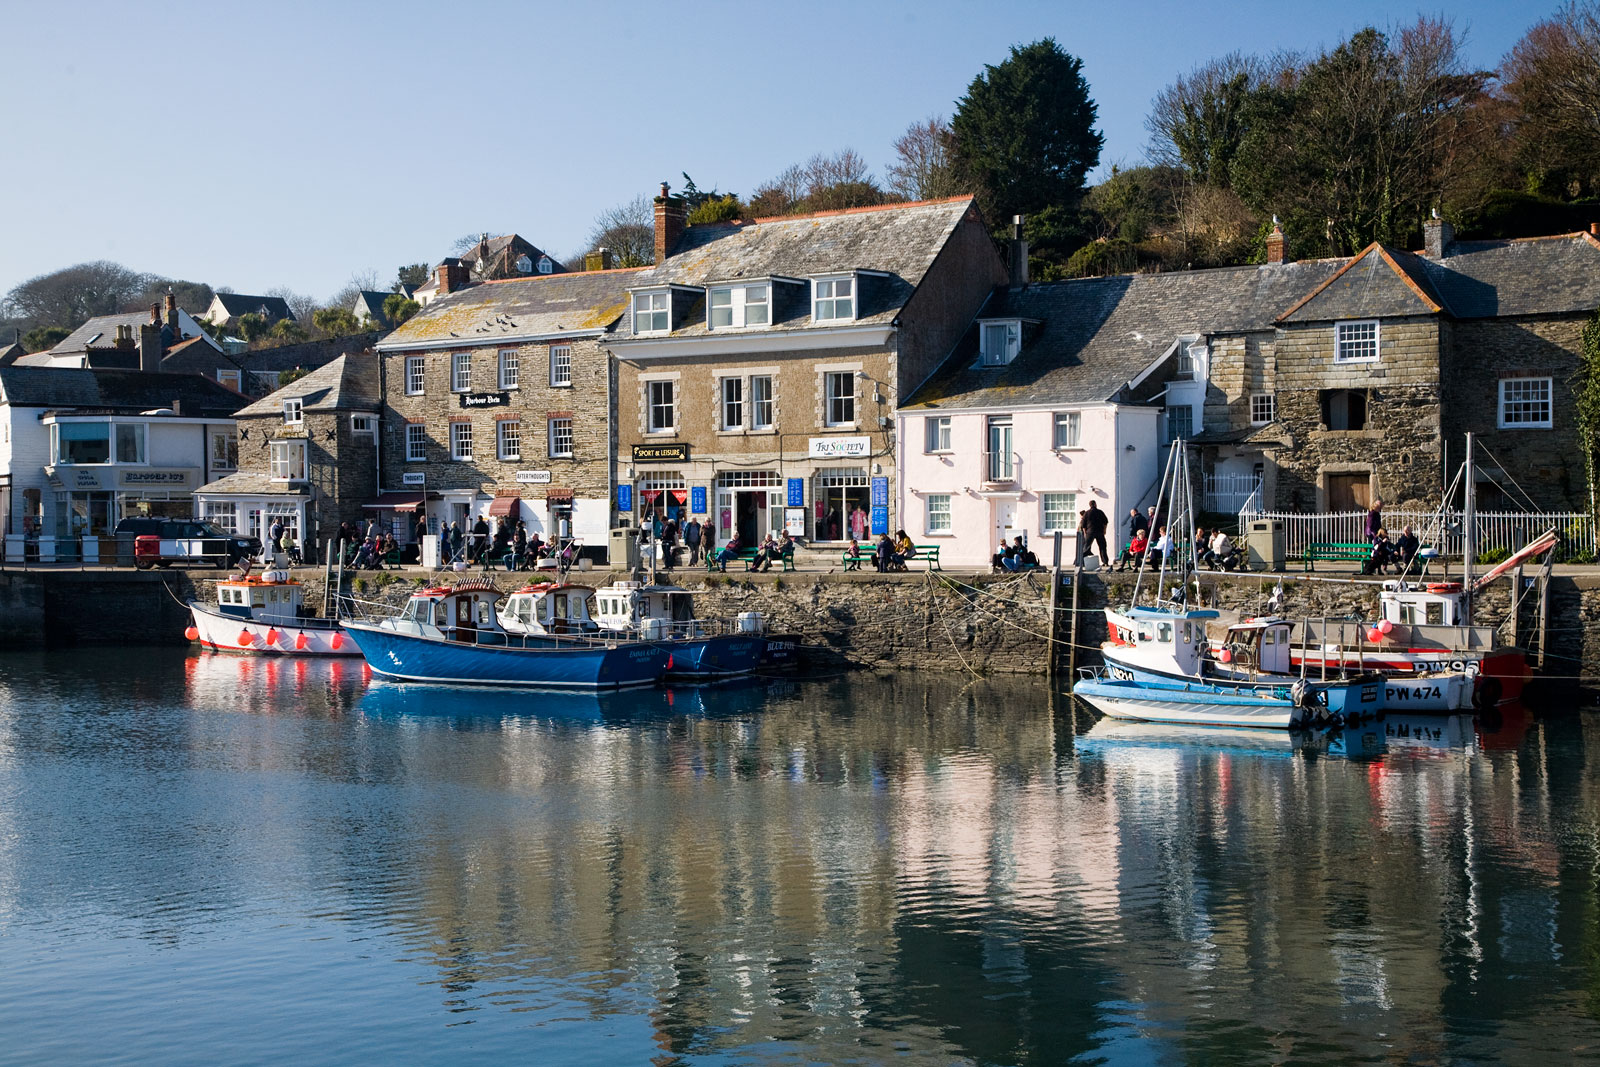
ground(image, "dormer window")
xmin=282 ymin=398 xmax=303 ymax=425
xmin=516 ymin=254 xmax=533 ymax=273
xmin=537 ymin=255 xmax=553 ymax=274
xmin=1174 ymin=343 xmax=1203 ymax=379
xmin=813 ymin=276 xmax=854 ymax=322
xmin=980 ymin=321 xmax=1021 ymax=366
xmin=708 ymin=284 xmax=770 ymax=329
xmin=634 ymin=291 xmax=670 ymax=334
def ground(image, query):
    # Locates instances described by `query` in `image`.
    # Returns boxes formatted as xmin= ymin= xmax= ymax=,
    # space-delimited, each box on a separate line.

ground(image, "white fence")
xmin=1238 ymin=507 xmax=1596 ymax=563
xmin=1203 ymin=474 xmax=1262 ymax=513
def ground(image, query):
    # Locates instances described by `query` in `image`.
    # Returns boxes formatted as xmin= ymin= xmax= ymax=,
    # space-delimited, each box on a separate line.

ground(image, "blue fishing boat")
xmin=340 ymin=580 xmax=669 ymax=690
xmin=588 ymin=581 xmax=766 ymax=679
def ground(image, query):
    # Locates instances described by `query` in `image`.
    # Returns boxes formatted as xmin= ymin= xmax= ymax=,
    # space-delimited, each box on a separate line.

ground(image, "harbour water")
xmin=0 ymin=648 xmax=1597 ymax=1064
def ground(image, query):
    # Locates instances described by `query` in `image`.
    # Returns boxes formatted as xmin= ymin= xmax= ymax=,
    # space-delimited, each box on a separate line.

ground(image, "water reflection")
xmin=0 ymin=650 xmax=1594 ymax=1064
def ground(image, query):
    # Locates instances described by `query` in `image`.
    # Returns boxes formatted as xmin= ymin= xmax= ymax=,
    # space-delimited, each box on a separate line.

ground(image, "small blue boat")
xmin=341 ymin=579 xmax=668 ymax=690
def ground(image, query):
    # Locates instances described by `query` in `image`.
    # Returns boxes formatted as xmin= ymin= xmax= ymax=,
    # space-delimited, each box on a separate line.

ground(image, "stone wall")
xmin=893 ymin=208 xmax=1009 ymax=397
xmin=1442 ymin=315 xmax=1588 ymax=511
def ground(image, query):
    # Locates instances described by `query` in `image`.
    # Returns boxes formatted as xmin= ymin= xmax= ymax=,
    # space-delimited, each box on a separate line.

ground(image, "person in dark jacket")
xmin=684 ymin=518 xmax=703 ymax=566
xmin=1365 ymin=498 xmax=1384 ymax=542
xmin=1396 ymin=525 xmax=1420 ymax=570
xmin=1083 ymin=500 xmax=1110 ymax=566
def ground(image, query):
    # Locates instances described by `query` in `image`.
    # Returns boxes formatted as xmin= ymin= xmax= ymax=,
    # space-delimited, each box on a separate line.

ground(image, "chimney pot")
xmin=150 ymin=302 xmax=162 ymax=326
xmin=1266 ymin=223 xmax=1287 ymax=265
xmin=653 ymin=187 xmax=687 ymax=265
xmin=1424 ymin=212 xmax=1454 ymax=258
xmin=1590 ymin=222 xmax=1599 ymax=237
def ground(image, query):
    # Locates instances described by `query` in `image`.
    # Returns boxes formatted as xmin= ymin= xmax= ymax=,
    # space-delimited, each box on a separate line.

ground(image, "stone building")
xmin=194 ymin=353 xmax=380 ymax=558
xmin=373 ymin=269 xmax=638 ymax=551
xmin=605 ymin=188 xmax=1006 ymax=547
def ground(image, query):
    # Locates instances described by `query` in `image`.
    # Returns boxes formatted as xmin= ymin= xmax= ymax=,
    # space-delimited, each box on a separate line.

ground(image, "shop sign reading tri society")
xmin=807 ymin=436 xmax=869 ymax=459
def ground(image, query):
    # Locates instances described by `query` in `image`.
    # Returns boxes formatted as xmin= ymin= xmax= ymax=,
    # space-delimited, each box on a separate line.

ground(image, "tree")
xmin=745 ymin=150 xmax=892 ymax=217
xmin=266 ymin=286 xmax=317 ymax=324
xmin=585 ymin=196 xmax=655 ymax=268
xmin=129 ymin=278 xmax=214 ymax=318
xmin=687 ymin=194 xmax=743 ymax=226
xmin=235 ymin=313 xmax=270 ymax=344
xmin=384 ymin=293 xmax=421 ymax=325
xmin=1230 ymin=20 xmax=1490 ymax=257
xmin=951 ymin=39 xmax=1104 ymax=229
xmin=3 ymin=261 xmax=151 ymax=329
xmin=1146 ymin=53 xmax=1263 ymax=187
xmin=21 ymin=325 xmax=69 ymax=352
xmin=312 ymin=307 xmax=363 ymax=336
xmin=1503 ymin=3 xmax=1600 ymax=196
xmin=277 ymin=367 xmax=309 ymax=387
xmin=269 ymin=318 xmax=305 ymax=344
xmin=887 ymin=117 xmax=963 ymax=201
xmin=396 ymin=263 xmax=430 ymax=291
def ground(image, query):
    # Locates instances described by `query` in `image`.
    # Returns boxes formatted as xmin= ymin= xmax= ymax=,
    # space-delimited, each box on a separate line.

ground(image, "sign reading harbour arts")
xmin=808 ymin=436 xmax=869 ymax=459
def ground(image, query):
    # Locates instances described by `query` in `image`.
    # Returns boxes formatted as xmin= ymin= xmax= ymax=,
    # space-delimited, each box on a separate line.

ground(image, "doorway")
xmin=992 ymin=499 xmax=1018 ymax=550
xmin=734 ymin=491 xmax=765 ymax=546
xmin=1327 ymin=473 xmax=1371 ymax=511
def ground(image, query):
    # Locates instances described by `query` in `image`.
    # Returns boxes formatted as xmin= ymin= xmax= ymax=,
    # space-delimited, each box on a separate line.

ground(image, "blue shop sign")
xmin=691 ymin=486 xmax=707 ymax=514
xmin=870 ymin=505 xmax=889 ymax=536
xmin=870 ymin=476 xmax=888 ymax=507
xmin=786 ymin=477 xmax=804 ymax=508
xmin=617 ymin=484 xmax=632 ymax=512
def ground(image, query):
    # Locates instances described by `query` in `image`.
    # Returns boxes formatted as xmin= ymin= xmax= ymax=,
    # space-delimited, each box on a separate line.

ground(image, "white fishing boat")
xmin=185 ymin=567 xmax=357 ymax=656
xmin=590 ymin=580 xmax=766 ymax=679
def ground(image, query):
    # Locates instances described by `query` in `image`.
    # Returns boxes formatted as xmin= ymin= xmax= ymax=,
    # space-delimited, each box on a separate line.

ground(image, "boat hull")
xmin=188 ymin=601 xmax=359 ymax=657
xmin=1073 ymin=677 xmax=1310 ymax=729
xmin=1101 ymin=646 xmax=1381 ymax=719
xmin=1291 ymin=647 xmax=1527 ymax=706
xmin=341 ymin=622 xmax=668 ymax=689
xmin=668 ymin=634 xmax=766 ymax=678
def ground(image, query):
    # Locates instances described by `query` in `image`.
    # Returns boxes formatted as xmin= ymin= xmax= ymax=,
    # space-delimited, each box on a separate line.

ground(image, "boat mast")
xmin=1463 ymin=431 xmax=1475 ymax=612
xmin=1134 ymin=439 xmax=1179 ymax=608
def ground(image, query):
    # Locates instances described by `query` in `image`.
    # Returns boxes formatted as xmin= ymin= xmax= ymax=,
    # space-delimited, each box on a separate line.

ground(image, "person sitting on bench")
xmin=715 ymin=534 xmax=742 ymax=572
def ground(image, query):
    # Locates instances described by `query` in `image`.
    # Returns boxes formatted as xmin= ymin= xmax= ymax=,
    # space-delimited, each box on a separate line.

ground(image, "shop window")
xmin=815 ymin=467 xmax=869 ymax=540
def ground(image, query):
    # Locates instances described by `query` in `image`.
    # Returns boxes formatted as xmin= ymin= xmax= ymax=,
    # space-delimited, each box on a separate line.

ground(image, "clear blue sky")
xmin=0 ymin=0 xmax=1547 ymax=307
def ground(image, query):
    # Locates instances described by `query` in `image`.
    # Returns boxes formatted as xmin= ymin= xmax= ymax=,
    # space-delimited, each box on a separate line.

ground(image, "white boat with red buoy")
xmin=186 ymin=568 xmax=358 ymax=656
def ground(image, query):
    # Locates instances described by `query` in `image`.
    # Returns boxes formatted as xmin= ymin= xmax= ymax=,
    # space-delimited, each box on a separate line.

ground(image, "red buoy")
xmin=1367 ymin=627 xmax=1383 ymax=643
xmin=238 ymin=630 xmax=254 ymax=647
xmin=266 ymin=628 xmax=280 ymax=645
xmin=329 ymin=632 xmax=344 ymax=650
xmin=184 ymin=625 xmax=199 ymax=641
xmin=295 ymin=633 xmax=309 ymax=650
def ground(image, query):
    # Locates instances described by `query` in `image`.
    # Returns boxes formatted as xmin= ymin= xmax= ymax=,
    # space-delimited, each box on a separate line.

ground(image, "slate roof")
xmin=0 ymin=341 xmax=24 ymax=366
xmin=353 ymin=290 xmax=393 ymax=322
xmin=460 ymin=234 xmax=566 ymax=278
xmin=196 ymin=471 xmax=311 ymax=496
xmin=904 ymin=259 xmax=1344 ymax=411
xmin=376 ymin=269 xmax=644 ymax=349
xmin=51 ymin=311 xmax=167 ymax=354
xmin=610 ymin=197 xmax=980 ymax=341
xmin=234 ymin=353 xmax=379 ymax=416
xmin=211 ymin=293 xmax=295 ymax=321
xmin=0 ymin=367 xmax=247 ymax=417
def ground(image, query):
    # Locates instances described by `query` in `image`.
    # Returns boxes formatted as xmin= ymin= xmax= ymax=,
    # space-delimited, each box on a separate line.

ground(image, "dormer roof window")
xmin=708 ymin=282 xmax=770 ymax=330
xmin=979 ymin=320 xmax=1021 ymax=366
xmin=633 ymin=290 xmax=671 ymax=335
xmin=812 ymin=275 xmax=855 ymax=323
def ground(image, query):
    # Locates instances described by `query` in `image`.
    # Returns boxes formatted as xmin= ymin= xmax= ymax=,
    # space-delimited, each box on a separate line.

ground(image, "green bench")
xmin=706 ymin=544 xmax=795 ymax=572
xmin=1303 ymin=541 xmax=1436 ymax=573
xmin=841 ymin=544 xmax=941 ymax=571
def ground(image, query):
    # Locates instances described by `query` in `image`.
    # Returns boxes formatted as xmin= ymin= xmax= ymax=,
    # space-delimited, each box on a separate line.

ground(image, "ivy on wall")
xmin=1576 ymin=307 xmax=1600 ymax=523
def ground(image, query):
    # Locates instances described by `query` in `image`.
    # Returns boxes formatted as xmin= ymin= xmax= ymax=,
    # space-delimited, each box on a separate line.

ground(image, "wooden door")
xmin=1327 ymin=474 xmax=1370 ymax=511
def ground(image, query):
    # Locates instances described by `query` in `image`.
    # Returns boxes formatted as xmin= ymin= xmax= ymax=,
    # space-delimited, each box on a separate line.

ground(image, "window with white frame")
xmin=708 ymin=284 xmax=770 ymax=329
xmin=1054 ymin=411 xmax=1081 ymax=448
xmin=351 ymin=414 xmax=376 ymax=438
xmin=210 ymin=429 xmax=237 ymax=470
xmin=634 ymin=291 xmax=670 ymax=334
xmin=451 ymin=352 xmax=471 ymax=392
xmin=405 ymin=356 xmax=424 ymax=395
xmin=1250 ymin=393 xmax=1276 ymax=425
xmin=498 ymin=420 xmax=521 ymax=460
xmin=202 ymin=501 xmax=237 ymax=533
xmin=980 ymin=321 xmax=1021 ymax=365
xmin=813 ymin=276 xmax=854 ymax=321
xmin=549 ymin=345 xmax=571 ymax=387
xmin=721 ymin=377 xmax=744 ymax=430
xmin=647 ymin=380 xmax=675 ymax=432
xmin=282 ymin=398 xmax=302 ymax=425
xmin=825 ymin=372 xmax=855 ymax=426
xmin=269 ymin=439 xmax=306 ymax=480
xmin=1335 ymin=320 xmax=1379 ymax=362
xmin=548 ymin=417 xmax=573 ymax=458
xmin=1042 ymin=492 xmax=1078 ymax=533
xmin=750 ymin=375 xmax=774 ymax=429
xmin=925 ymin=415 xmax=951 ymax=452
xmin=405 ymin=423 xmax=426 ymax=461
xmin=451 ymin=422 xmax=473 ymax=461
xmin=498 ymin=348 xmax=519 ymax=390
xmin=1499 ymin=377 xmax=1552 ymax=428
xmin=926 ymin=493 xmax=952 ymax=534
xmin=216 ymin=369 xmax=241 ymax=391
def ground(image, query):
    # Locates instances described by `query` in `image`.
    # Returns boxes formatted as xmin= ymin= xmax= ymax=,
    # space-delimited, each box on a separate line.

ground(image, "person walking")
xmin=1084 ymin=500 xmax=1110 ymax=567
xmin=1365 ymin=498 xmax=1384 ymax=543
xmin=447 ymin=520 xmax=464 ymax=566
xmin=684 ymin=517 xmax=702 ymax=566
xmin=471 ymin=515 xmax=490 ymax=564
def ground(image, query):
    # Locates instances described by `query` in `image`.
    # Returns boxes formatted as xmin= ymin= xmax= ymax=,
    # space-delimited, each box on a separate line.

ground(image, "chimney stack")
xmin=1424 ymin=209 xmax=1454 ymax=258
xmin=654 ymin=182 xmax=686 ymax=265
xmin=584 ymin=248 xmax=615 ymax=272
xmin=436 ymin=258 xmax=467 ymax=295
xmin=149 ymin=302 xmax=162 ymax=327
xmin=1009 ymin=214 xmax=1030 ymax=287
xmin=164 ymin=291 xmax=179 ymax=333
xmin=138 ymin=321 xmax=162 ymax=372
xmin=1266 ymin=217 xmax=1287 ymax=265
xmin=1589 ymin=222 xmax=1598 ymax=237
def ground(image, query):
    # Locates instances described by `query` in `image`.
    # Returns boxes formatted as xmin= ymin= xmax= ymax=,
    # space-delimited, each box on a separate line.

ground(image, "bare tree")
xmin=3 ymin=261 xmax=151 ymax=329
xmin=1503 ymin=2 xmax=1600 ymax=191
xmin=265 ymin=286 xmax=318 ymax=323
xmin=887 ymin=117 xmax=961 ymax=200
xmin=585 ymin=196 xmax=655 ymax=268
xmin=1146 ymin=53 xmax=1265 ymax=185
xmin=747 ymin=150 xmax=889 ymax=216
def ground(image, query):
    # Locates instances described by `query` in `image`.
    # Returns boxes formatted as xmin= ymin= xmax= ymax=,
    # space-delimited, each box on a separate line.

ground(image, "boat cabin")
xmin=1208 ymin=617 xmax=1294 ymax=675
xmin=592 ymin=581 xmax=701 ymax=639
xmin=1105 ymin=607 xmax=1211 ymax=677
xmin=1379 ymin=582 xmax=1465 ymax=627
xmin=496 ymin=583 xmax=598 ymax=636
xmin=215 ymin=571 xmax=303 ymax=624
xmin=393 ymin=581 xmax=504 ymax=642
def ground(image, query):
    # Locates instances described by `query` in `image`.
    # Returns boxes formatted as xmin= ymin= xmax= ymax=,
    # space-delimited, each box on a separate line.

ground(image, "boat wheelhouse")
xmin=496 ymin=583 xmax=601 ymax=638
xmin=590 ymin=580 xmax=766 ymax=678
xmin=186 ymin=569 xmax=356 ymax=656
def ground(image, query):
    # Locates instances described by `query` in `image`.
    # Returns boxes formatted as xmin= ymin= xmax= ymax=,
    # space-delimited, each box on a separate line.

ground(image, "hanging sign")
xmin=402 ymin=472 xmax=426 ymax=486
xmin=691 ymin=486 xmax=707 ymax=514
xmin=870 ymin=476 xmax=888 ymax=507
xmin=786 ymin=477 xmax=804 ymax=508
xmin=632 ymin=443 xmax=689 ymax=462
xmin=459 ymin=392 xmax=510 ymax=409
xmin=617 ymin=484 xmax=632 ymax=511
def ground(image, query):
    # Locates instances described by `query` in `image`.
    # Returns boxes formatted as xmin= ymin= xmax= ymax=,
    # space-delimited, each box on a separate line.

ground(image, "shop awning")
xmin=545 ymin=488 xmax=575 ymax=505
xmin=364 ymin=491 xmax=428 ymax=512
xmin=488 ymin=495 xmax=521 ymax=517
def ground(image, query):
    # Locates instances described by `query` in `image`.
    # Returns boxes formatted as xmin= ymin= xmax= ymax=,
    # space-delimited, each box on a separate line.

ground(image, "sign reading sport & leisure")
xmin=632 ymin=443 xmax=690 ymax=462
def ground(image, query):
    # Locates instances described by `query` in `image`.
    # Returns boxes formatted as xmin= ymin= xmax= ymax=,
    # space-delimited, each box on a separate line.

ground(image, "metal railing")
xmin=1203 ymin=474 xmax=1262 ymax=513
xmin=1237 ymin=506 xmax=1596 ymax=563
xmin=982 ymin=449 xmax=1020 ymax=483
